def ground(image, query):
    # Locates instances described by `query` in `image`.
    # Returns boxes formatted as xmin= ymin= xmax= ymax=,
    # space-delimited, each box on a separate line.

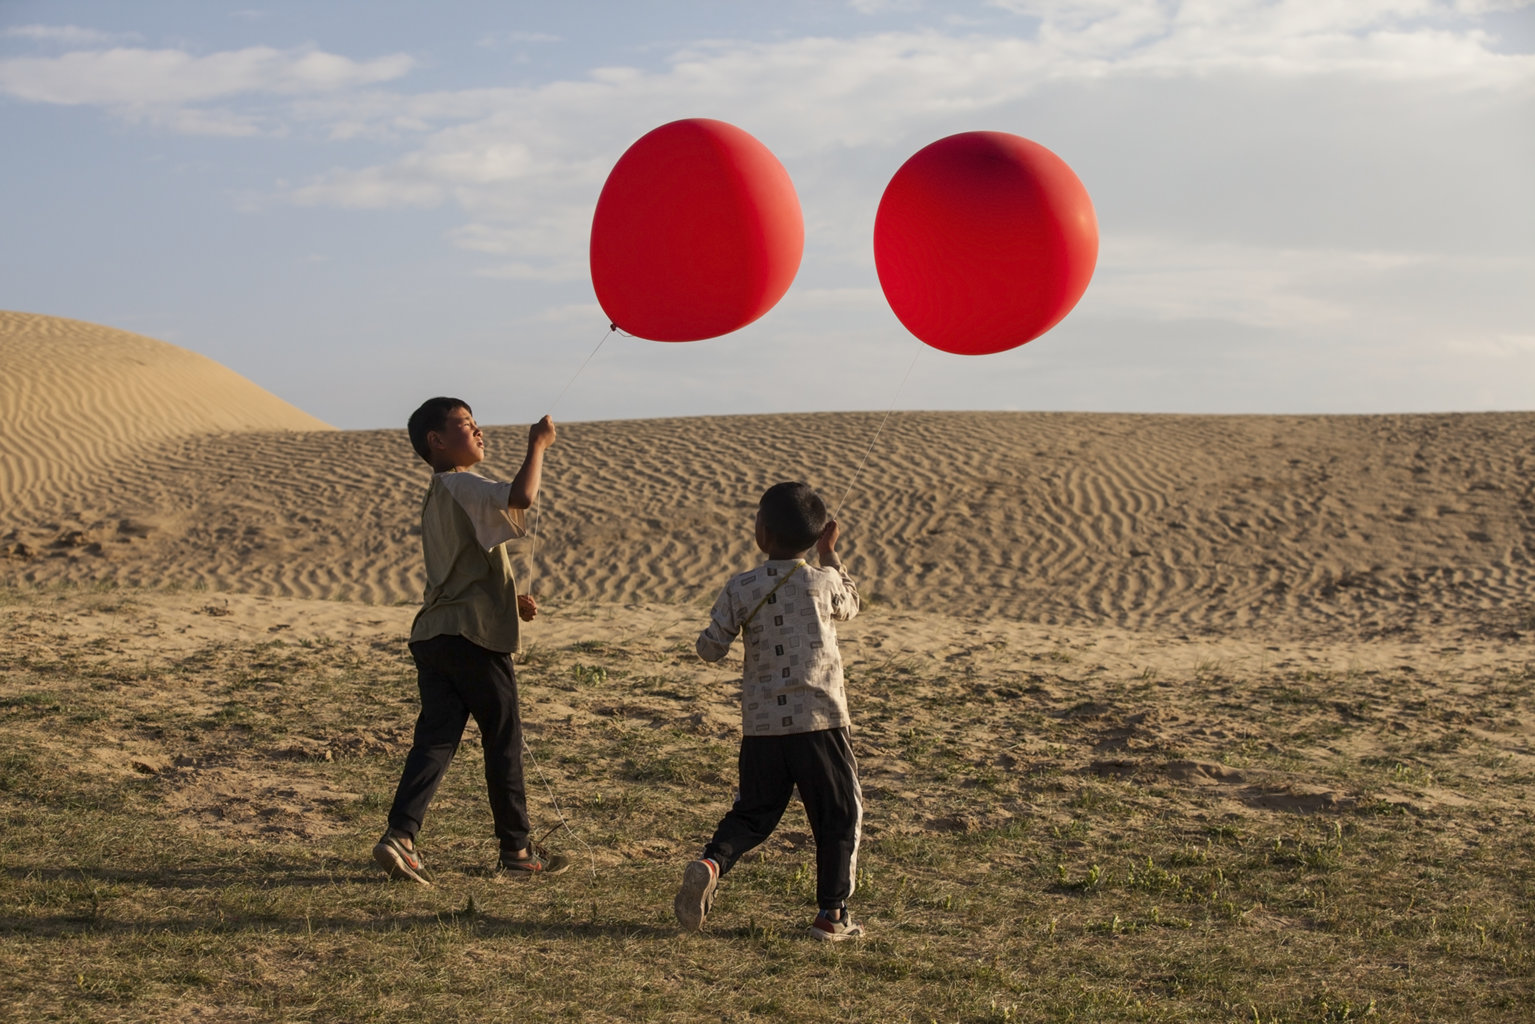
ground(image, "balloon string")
xmin=525 ymin=326 xmax=615 ymax=594
xmin=522 ymin=737 xmax=599 ymax=880
xmin=834 ymin=344 xmax=922 ymax=519
xmin=508 ymin=325 xmax=619 ymax=885
xmin=544 ymin=326 xmax=616 ymax=419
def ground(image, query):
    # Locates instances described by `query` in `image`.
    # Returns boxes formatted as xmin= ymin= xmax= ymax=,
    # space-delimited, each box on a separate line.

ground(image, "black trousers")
xmin=388 ymin=634 xmax=530 ymax=852
xmin=704 ymin=727 xmax=863 ymax=910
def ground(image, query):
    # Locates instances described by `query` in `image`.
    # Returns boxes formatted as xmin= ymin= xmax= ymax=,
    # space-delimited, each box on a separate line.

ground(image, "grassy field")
xmin=1 ymin=585 xmax=1531 ymax=1023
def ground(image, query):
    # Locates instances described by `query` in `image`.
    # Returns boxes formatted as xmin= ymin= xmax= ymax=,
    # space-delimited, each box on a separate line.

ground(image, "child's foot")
xmin=373 ymin=832 xmax=432 ymax=885
xmin=494 ymin=844 xmax=571 ymax=877
xmin=809 ymin=907 xmax=864 ymax=941
xmin=674 ymin=858 xmax=719 ymax=931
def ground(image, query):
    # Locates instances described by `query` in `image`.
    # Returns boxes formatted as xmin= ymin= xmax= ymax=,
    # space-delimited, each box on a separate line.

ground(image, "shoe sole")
xmin=373 ymin=842 xmax=432 ymax=885
xmin=809 ymin=921 xmax=864 ymax=942
xmin=674 ymin=861 xmax=717 ymax=931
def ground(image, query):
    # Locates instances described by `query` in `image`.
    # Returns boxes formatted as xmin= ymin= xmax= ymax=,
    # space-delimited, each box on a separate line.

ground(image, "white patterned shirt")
xmin=697 ymin=559 xmax=860 ymax=736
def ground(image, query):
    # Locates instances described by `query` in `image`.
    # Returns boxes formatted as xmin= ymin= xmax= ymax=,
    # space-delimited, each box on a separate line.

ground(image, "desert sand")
xmin=4 ymin=310 xmax=1531 ymax=640
xmin=2 ymin=309 xmax=1532 ymax=837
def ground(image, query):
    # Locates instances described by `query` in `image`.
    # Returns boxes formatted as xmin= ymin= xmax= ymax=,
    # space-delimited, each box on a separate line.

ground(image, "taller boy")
xmin=373 ymin=397 xmax=568 ymax=883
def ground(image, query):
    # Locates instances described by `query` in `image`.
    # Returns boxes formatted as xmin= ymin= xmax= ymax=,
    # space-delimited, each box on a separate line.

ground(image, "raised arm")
xmin=817 ymin=519 xmax=860 ymax=621
xmin=507 ymin=416 xmax=556 ymax=510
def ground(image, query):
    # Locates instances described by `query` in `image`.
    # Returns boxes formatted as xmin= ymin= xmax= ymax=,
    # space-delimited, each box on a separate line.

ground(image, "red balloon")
xmin=874 ymin=131 xmax=1098 ymax=356
xmin=590 ymin=118 xmax=803 ymax=342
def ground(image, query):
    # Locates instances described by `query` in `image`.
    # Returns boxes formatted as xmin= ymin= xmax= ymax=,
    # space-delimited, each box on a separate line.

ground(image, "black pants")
xmin=703 ymin=727 xmax=863 ymax=910
xmin=388 ymin=634 xmax=529 ymax=852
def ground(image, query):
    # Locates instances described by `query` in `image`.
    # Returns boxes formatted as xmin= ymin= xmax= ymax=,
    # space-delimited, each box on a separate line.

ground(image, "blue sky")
xmin=2 ymin=0 xmax=1531 ymax=429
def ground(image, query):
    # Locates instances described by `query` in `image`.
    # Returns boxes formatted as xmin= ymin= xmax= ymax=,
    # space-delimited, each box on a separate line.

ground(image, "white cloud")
xmin=2 ymin=24 xmax=139 ymax=46
xmin=160 ymin=106 xmax=269 ymax=137
xmin=5 ymin=6 xmax=1524 ymax=155
xmin=269 ymin=5 xmax=1529 ymax=226
xmin=289 ymin=167 xmax=444 ymax=209
xmin=473 ymin=260 xmax=588 ymax=282
xmin=1087 ymin=237 xmax=1436 ymax=328
xmin=0 ymin=45 xmax=414 ymax=106
xmin=790 ymin=287 xmax=891 ymax=311
xmin=415 ymin=140 xmax=535 ymax=184
xmin=531 ymin=302 xmax=608 ymax=325
xmin=446 ymin=214 xmax=594 ymax=283
xmin=981 ymin=0 xmax=1535 ymax=86
xmin=1083 ymin=237 xmax=1535 ymax=368
xmin=475 ymin=31 xmax=563 ymax=48
xmin=289 ymin=87 xmax=518 ymax=142
xmin=251 ymin=0 xmax=1524 ymax=165
xmin=1448 ymin=332 xmax=1535 ymax=355
xmin=849 ymin=0 xmax=925 ymax=12
xmin=448 ymin=223 xmax=520 ymax=254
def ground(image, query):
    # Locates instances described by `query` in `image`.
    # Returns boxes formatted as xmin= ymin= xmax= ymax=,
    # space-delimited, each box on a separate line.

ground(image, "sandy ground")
xmin=2 ymin=311 xmax=1532 ymax=845
xmin=5 ymin=312 xmax=1531 ymax=642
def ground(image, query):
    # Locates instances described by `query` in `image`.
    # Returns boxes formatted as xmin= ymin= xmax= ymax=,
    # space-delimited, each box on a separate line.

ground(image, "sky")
xmin=2 ymin=0 xmax=1532 ymax=429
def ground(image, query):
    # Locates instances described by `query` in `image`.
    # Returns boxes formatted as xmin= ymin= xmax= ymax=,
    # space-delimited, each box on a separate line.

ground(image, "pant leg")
xmin=452 ymin=640 xmax=531 ymax=853
xmin=703 ymin=735 xmax=795 ymax=876
xmin=388 ymin=636 xmax=472 ymax=838
xmin=789 ymin=727 xmax=864 ymax=910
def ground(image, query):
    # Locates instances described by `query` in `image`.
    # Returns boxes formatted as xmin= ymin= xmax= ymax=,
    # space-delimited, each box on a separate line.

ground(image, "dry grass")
xmin=1 ymin=586 xmax=1531 ymax=1023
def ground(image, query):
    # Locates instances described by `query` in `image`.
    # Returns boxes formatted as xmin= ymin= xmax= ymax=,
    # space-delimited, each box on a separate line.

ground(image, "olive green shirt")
xmin=409 ymin=469 xmax=528 ymax=654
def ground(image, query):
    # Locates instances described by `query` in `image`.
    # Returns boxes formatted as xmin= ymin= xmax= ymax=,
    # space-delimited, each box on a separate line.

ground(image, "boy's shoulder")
xmin=724 ymin=559 xmax=833 ymax=598
xmin=427 ymin=468 xmax=506 ymax=501
xmin=716 ymin=560 xmax=774 ymax=594
xmin=737 ymin=558 xmax=803 ymax=581
xmin=431 ymin=466 xmax=487 ymax=485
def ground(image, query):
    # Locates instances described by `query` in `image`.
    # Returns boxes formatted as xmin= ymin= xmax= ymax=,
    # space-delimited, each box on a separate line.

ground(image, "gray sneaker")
xmin=674 ymin=858 xmax=719 ymax=931
xmin=495 ymin=844 xmax=571 ymax=877
xmin=373 ymin=833 xmax=432 ymax=885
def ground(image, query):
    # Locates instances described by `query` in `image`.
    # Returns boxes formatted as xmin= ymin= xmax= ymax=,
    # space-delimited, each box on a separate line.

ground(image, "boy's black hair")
xmin=758 ymin=481 xmax=828 ymax=553
xmin=407 ymin=396 xmax=471 ymax=463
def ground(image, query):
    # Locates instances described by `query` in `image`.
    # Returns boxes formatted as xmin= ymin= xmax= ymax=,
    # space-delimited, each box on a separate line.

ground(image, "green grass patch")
xmin=1 ymin=591 xmax=1531 ymax=1022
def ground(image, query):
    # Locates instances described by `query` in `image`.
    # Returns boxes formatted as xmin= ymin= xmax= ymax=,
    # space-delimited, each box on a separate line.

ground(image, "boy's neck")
xmin=764 ymin=548 xmax=809 ymax=561
xmin=430 ymin=459 xmax=476 ymax=474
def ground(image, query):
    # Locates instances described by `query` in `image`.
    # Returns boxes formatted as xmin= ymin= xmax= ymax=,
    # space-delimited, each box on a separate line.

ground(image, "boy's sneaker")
xmin=674 ymin=858 xmax=719 ymax=931
xmin=809 ymin=907 xmax=864 ymax=942
xmin=373 ymin=833 xmax=432 ymax=885
xmin=495 ymin=844 xmax=571 ymax=877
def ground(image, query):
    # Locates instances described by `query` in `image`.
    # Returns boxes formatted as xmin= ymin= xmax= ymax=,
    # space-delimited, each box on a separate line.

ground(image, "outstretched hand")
xmin=517 ymin=594 xmax=538 ymax=622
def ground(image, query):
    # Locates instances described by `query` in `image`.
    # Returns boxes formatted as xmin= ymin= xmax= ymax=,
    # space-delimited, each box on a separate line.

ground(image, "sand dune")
xmin=1 ymin=311 xmax=330 ymax=507
xmin=1 ymin=314 xmax=1530 ymax=642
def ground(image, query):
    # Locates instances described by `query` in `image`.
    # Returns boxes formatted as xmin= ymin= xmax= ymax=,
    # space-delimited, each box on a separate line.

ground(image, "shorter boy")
xmin=675 ymin=481 xmax=865 ymax=940
xmin=373 ymin=397 xmax=569 ymax=884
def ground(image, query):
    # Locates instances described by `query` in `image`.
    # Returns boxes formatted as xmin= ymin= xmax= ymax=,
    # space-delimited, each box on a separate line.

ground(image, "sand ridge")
xmin=1 ymin=311 xmax=331 ymax=507
xmin=3 ymin=413 xmax=1532 ymax=642
xmin=2 ymin=312 xmax=1532 ymax=643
